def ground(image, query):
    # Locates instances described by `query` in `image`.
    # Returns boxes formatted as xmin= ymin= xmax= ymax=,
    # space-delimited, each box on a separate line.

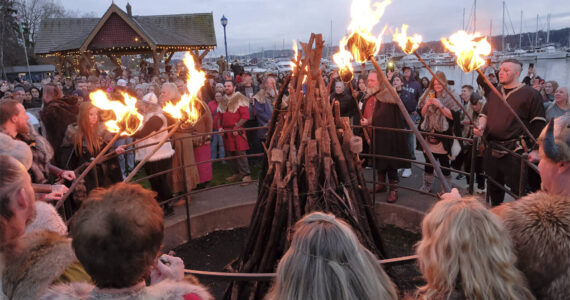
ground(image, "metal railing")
xmin=61 ymin=122 xmax=537 ymax=283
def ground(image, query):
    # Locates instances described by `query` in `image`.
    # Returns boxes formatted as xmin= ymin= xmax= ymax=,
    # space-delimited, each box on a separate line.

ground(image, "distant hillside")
xmin=228 ymin=27 xmax=569 ymax=60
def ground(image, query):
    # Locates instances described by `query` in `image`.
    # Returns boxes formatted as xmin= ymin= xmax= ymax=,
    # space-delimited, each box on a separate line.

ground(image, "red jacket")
xmin=219 ymin=92 xmax=250 ymax=151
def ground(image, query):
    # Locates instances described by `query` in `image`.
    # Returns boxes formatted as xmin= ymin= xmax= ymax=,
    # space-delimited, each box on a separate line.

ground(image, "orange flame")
xmin=393 ymin=24 xmax=423 ymax=55
xmin=344 ymin=0 xmax=391 ymax=62
xmin=163 ymin=52 xmax=206 ymax=126
xmin=441 ymin=31 xmax=492 ymax=73
xmin=333 ymin=38 xmax=355 ymax=83
xmin=90 ymin=90 xmax=144 ymax=136
xmin=290 ymin=40 xmax=298 ymax=72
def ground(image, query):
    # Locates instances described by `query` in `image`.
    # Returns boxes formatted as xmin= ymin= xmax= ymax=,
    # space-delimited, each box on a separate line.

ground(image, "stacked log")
xmin=225 ymin=33 xmax=386 ymax=300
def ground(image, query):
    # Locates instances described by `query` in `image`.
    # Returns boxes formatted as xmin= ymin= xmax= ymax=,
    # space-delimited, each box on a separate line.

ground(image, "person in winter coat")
xmin=491 ymin=115 xmax=570 ymax=300
xmin=60 ymin=102 xmax=122 ymax=209
xmin=118 ymin=92 xmax=175 ymax=216
xmin=0 ymin=155 xmax=91 ymax=299
xmin=40 ymin=183 xmax=213 ymax=300
xmin=417 ymin=72 xmax=460 ymax=193
xmin=253 ymin=76 xmax=276 ymax=145
xmin=218 ymin=80 xmax=252 ymax=185
xmin=361 ymin=72 xmax=411 ymax=203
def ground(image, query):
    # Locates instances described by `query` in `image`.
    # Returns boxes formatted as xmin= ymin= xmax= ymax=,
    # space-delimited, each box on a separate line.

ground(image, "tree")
xmin=15 ymin=0 xmax=66 ymax=48
xmin=1 ymin=0 xmax=27 ymax=78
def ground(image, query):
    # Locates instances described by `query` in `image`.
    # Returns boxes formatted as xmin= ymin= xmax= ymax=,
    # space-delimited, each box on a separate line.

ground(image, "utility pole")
xmin=501 ymin=1 xmax=505 ymax=51
xmin=519 ymin=10 xmax=523 ymax=49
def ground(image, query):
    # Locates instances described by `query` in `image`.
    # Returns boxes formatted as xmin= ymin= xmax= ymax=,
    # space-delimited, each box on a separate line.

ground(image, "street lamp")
xmin=220 ymin=15 xmax=229 ymax=64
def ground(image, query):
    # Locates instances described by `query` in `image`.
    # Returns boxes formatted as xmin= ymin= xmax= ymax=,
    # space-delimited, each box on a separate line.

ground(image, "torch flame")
xmin=333 ymin=38 xmax=355 ymax=83
xmin=441 ymin=31 xmax=492 ymax=73
xmin=290 ymin=40 xmax=298 ymax=72
xmin=345 ymin=0 xmax=391 ymax=62
xmin=163 ymin=52 xmax=206 ymax=126
xmin=90 ymin=90 xmax=144 ymax=136
xmin=393 ymin=24 xmax=423 ymax=55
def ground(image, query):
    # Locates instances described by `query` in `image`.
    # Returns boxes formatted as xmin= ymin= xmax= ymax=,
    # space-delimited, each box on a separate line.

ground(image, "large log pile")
xmin=225 ymin=33 xmax=386 ymax=300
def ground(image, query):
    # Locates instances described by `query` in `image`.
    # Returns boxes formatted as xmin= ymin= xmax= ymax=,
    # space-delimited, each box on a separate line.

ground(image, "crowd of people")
xmin=1 ymin=111 xmax=569 ymax=299
xmin=348 ymin=59 xmax=568 ymax=206
xmin=0 ymin=56 xmax=569 ymax=299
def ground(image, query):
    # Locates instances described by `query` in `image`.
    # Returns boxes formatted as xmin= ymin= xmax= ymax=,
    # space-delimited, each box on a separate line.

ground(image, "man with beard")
xmin=0 ymin=154 xmax=91 ymax=299
xmin=490 ymin=115 xmax=570 ymax=299
xmin=361 ymin=72 xmax=411 ymax=203
xmin=218 ymin=80 xmax=252 ymax=185
xmin=474 ymin=59 xmax=546 ymax=206
xmin=237 ymin=73 xmax=260 ymax=159
xmin=0 ymin=100 xmax=73 ymax=201
xmin=253 ymin=76 xmax=276 ymax=148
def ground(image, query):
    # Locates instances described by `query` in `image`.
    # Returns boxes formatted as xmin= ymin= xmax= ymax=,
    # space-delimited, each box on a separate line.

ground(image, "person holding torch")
xmin=474 ymin=59 xmax=546 ymax=206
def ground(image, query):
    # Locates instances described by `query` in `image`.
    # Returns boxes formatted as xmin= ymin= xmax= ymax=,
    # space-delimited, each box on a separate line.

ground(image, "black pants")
xmin=484 ymin=149 xmax=526 ymax=206
xmin=379 ymin=168 xmax=399 ymax=182
xmin=464 ymin=148 xmax=485 ymax=188
xmin=423 ymin=152 xmax=451 ymax=176
xmin=143 ymin=157 xmax=173 ymax=203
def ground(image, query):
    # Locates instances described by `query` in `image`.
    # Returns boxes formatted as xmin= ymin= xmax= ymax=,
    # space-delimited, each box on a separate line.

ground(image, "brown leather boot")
xmin=369 ymin=173 xmax=386 ymax=193
xmin=387 ymin=179 xmax=398 ymax=203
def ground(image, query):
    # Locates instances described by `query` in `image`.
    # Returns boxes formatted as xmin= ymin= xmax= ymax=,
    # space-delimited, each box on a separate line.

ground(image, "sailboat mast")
xmin=546 ymin=13 xmax=550 ymax=44
xmin=535 ymin=14 xmax=539 ymax=48
xmin=519 ymin=9 xmax=522 ymax=49
xmin=473 ymin=0 xmax=477 ymax=33
xmin=501 ymin=1 xmax=505 ymax=51
xmin=463 ymin=8 xmax=465 ymax=30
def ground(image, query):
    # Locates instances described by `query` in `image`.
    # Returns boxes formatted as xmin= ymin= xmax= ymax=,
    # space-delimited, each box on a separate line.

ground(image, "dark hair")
xmin=0 ymin=100 xmax=21 ymax=125
xmin=71 ymin=183 xmax=163 ymax=289
xmin=461 ymin=85 xmax=474 ymax=91
xmin=501 ymin=58 xmax=523 ymax=68
xmin=224 ymin=80 xmax=235 ymax=87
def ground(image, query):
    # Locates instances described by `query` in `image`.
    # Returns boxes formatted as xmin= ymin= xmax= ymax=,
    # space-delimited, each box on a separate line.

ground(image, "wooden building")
xmin=34 ymin=3 xmax=216 ymax=75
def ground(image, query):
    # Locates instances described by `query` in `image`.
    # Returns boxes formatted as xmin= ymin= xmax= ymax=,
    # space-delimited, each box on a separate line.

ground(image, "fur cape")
xmin=39 ymin=279 xmax=213 ymax=300
xmin=492 ymin=192 xmax=570 ymax=300
xmin=218 ymin=92 xmax=249 ymax=114
xmin=2 ymin=231 xmax=78 ymax=299
xmin=253 ymin=89 xmax=275 ymax=105
xmin=40 ymin=97 xmax=79 ymax=158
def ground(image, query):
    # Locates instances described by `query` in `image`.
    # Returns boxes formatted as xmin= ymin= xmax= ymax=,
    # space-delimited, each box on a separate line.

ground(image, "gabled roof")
xmin=34 ymin=4 xmax=216 ymax=55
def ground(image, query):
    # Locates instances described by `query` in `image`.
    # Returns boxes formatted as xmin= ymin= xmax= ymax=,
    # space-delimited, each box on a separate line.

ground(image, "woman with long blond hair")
xmin=266 ymin=212 xmax=398 ymax=300
xmin=414 ymin=197 xmax=534 ymax=300
xmin=61 ymin=101 xmax=122 ymax=207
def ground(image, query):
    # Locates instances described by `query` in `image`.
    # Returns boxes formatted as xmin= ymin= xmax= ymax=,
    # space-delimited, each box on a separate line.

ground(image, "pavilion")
xmin=34 ymin=3 xmax=216 ymax=75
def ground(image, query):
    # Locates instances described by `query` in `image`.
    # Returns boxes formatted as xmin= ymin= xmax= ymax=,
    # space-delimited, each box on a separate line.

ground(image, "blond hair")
xmin=0 ymin=155 xmax=35 ymax=252
xmin=416 ymin=197 xmax=534 ymax=300
xmin=266 ymin=212 xmax=397 ymax=300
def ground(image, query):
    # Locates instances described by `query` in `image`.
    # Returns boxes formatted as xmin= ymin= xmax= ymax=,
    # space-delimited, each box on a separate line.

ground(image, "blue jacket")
xmin=401 ymin=78 xmax=422 ymax=113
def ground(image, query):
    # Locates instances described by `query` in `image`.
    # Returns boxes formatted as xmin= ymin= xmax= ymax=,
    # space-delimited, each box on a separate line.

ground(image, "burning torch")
xmin=441 ymin=30 xmax=536 ymax=144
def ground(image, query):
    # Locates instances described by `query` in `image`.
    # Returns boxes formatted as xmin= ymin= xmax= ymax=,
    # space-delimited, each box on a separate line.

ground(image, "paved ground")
xmin=167 ymin=149 xmax=505 ymax=226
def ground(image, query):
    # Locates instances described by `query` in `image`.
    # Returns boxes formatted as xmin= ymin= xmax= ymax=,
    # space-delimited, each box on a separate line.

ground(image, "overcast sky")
xmin=60 ymin=0 xmax=570 ymax=56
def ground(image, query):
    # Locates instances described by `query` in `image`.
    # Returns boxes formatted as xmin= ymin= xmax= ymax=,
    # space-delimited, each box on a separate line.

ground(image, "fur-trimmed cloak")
xmin=2 ymin=231 xmax=84 ymax=299
xmin=492 ymin=192 xmax=570 ymax=300
xmin=218 ymin=92 xmax=250 ymax=152
xmin=39 ymin=279 xmax=213 ymax=300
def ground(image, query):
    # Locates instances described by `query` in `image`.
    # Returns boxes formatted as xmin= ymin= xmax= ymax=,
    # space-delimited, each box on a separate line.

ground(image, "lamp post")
xmin=220 ymin=15 xmax=229 ymax=64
